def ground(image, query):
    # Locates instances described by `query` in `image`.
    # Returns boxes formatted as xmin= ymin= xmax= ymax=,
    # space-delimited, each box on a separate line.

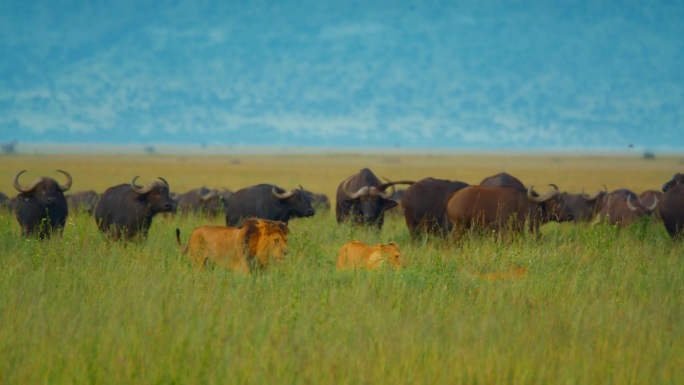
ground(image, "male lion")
xmin=176 ymin=218 xmax=289 ymax=274
xmin=336 ymin=241 xmax=404 ymax=270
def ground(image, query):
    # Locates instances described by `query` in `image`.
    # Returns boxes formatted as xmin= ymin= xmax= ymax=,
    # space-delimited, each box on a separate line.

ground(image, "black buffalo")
xmin=13 ymin=169 xmax=72 ymax=238
xmin=176 ymin=186 xmax=232 ymax=218
xmin=401 ymin=177 xmax=469 ymax=238
xmin=224 ymin=184 xmax=315 ymax=226
xmin=662 ymin=172 xmax=684 ymax=193
xmin=335 ymin=168 xmax=414 ymax=229
xmin=66 ymin=190 xmax=100 ymax=216
xmin=95 ymin=176 xmax=176 ymax=240
xmin=303 ymin=190 xmax=331 ymax=212
xmin=659 ymin=173 xmax=684 ymax=238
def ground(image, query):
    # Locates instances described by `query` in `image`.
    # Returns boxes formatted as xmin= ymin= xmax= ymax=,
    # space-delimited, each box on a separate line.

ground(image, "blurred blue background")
xmin=1 ymin=0 xmax=682 ymax=152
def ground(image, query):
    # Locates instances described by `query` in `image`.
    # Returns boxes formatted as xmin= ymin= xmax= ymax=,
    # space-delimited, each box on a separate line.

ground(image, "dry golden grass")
xmin=1 ymin=152 xmax=681 ymax=200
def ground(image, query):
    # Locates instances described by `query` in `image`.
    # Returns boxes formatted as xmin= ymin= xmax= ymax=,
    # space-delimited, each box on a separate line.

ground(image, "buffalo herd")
xmin=3 ymin=169 xmax=684 ymax=247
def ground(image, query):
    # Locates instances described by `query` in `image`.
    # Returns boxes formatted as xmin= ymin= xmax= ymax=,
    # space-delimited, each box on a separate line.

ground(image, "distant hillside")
xmin=1 ymin=1 xmax=682 ymax=151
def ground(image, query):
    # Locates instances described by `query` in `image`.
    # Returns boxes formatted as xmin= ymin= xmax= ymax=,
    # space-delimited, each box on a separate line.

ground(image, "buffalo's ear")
xmin=382 ymin=200 xmax=398 ymax=211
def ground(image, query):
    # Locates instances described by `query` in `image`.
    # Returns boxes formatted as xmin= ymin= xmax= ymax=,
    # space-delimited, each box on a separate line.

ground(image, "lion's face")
xmin=242 ymin=218 xmax=290 ymax=268
xmin=256 ymin=228 xmax=288 ymax=261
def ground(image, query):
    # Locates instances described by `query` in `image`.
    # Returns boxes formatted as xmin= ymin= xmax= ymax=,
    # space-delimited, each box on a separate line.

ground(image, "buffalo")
xmin=480 ymin=172 xmax=526 ymax=189
xmin=12 ymin=170 xmax=72 ymax=238
xmin=401 ymin=177 xmax=469 ymax=238
xmin=336 ymin=241 xmax=404 ymax=270
xmin=659 ymin=173 xmax=684 ymax=238
xmin=0 ymin=191 xmax=9 ymax=211
xmin=561 ymin=189 xmax=607 ymax=222
xmin=176 ymin=187 xmax=232 ymax=218
xmin=335 ymin=168 xmax=414 ymax=229
xmin=95 ymin=176 xmax=176 ymax=240
xmin=599 ymin=189 xmax=658 ymax=227
xmin=303 ymin=190 xmax=331 ymax=212
xmin=446 ymin=185 xmax=574 ymax=238
xmin=177 ymin=218 xmax=289 ymax=274
xmin=66 ymin=190 xmax=100 ymax=215
xmin=639 ymin=190 xmax=663 ymax=221
xmin=639 ymin=190 xmax=662 ymax=208
xmin=224 ymin=184 xmax=314 ymax=227
xmin=662 ymin=172 xmax=684 ymax=193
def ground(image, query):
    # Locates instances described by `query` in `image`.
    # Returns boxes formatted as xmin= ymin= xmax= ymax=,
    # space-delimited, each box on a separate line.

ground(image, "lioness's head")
xmin=368 ymin=242 xmax=404 ymax=269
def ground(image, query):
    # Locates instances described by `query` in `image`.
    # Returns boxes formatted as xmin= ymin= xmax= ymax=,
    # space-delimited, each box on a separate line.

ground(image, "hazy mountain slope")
xmin=1 ymin=1 xmax=682 ymax=150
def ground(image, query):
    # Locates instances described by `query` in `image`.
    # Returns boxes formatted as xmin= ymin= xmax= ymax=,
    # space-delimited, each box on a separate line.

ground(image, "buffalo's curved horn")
xmin=373 ymin=177 xmax=396 ymax=199
xmin=342 ymin=176 xmax=371 ymax=199
xmin=647 ymin=196 xmax=659 ymax=212
xmin=131 ymin=176 xmax=154 ymax=195
xmin=199 ymin=189 xmax=218 ymax=201
xmin=527 ymin=185 xmax=560 ymax=203
xmin=158 ymin=177 xmax=169 ymax=187
xmin=13 ymin=170 xmax=34 ymax=193
xmin=272 ymin=186 xmax=294 ymax=199
xmin=13 ymin=170 xmax=45 ymax=193
xmin=626 ymin=195 xmax=639 ymax=212
xmin=582 ymin=189 xmax=605 ymax=201
xmin=131 ymin=176 xmax=168 ymax=194
xmin=56 ymin=169 xmax=72 ymax=192
xmin=548 ymin=183 xmax=559 ymax=191
xmin=375 ymin=178 xmax=415 ymax=199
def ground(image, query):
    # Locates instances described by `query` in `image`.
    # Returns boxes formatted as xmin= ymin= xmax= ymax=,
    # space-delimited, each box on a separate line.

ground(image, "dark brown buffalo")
xmin=662 ymin=172 xmax=684 ymax=193
xmin=639 ymin=190 xmax=662 ymax=208
xmin=335 ymin=168 xmax=414 ymax=229
xmin=176 ymin=187 xmax=232 ymax=218
xmin=303 ymin=190 xmax=331 ymax=212
xmin=480 ymin=172 xmax=526 ymax=189
xmin=401 ymin=177 xmax=469 ymax=238
xmin=66 ymin=190 xmax=100 ymax=215
xmin=95 ymin=176 xmax=176 ymax=240
xmin=639 ymin=190 xmax=663 ymax=221
xmin=599 ymin=189 xmax=658 ymax=227
xmin=446 ymin=185 xmax=574 ymax=237
xmin=659 ymin=173 xmax=684 ymax=238
xmin=224 ymin=184 xmax=315 ymax=226
xmin=13 ymin=170 xmax=72 ymax=238
xmin=561 ymin=189 xmax=606 ymax=222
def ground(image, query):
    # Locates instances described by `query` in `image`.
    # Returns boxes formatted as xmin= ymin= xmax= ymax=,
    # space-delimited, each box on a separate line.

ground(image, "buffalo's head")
xmin=131 ymin=176 xmax=176 ymax=213
xmin=271 ymin=186 xmax=315 ymax=218
xmin=662 ymin=173 xmax=684 ymax=192
xmin=13 ymin=170 xmax=72 ymax=206
xmin=340 ymin=176 xmax=397 ymax=223
xmin=527 ymin=185 xmax=574 ymax=222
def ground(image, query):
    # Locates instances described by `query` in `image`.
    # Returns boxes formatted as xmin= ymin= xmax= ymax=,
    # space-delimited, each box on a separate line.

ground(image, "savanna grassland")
xmin=1 ymin=152 xmax=683 ymax=384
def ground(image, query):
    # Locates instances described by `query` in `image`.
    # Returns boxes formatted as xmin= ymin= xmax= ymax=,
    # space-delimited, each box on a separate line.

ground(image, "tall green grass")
xmin=1 ymin=206 xmax=682 ymax=384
